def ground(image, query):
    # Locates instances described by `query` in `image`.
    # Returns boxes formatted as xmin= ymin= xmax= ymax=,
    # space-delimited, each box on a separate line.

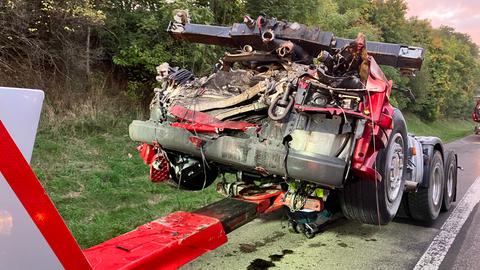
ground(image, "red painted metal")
xmin=137 ymin=143 xmax=156 ymax=165
xmin=0 ymin=118 xmax=293 ymax=270
xmin=240 ymin=191 xmax=324 ymax=214
xmin=293 ymin=58 xmax=395 ymax=184
xmin=149 ymin=153 xmax=170 ymax=183
xmin=0 ymin=42 xmax=409 ymax=270
xmin=171 ymin=122 xmax=218 ymax=133
xmin=84 ymin=211 xmax=227 ymax=270
xmin=294 ymin=105 xmax=370 ymax=119
xmin=233 ymin=185 xmax=324 ymax=214
xmin=169 ymin=105 xmax=257 ymax=132
xmin=267 ymin=194 xmax=287 ymax=214
xmin=137 ymin=143 xmax=170 ymax=182
xmin=473 ymin=99 xmax=480 ymax=122
xmin=188 ymin=136 xmax=206 ymax=149
xmin=349 ymin=57 xmax=395 ymax=182
xmin=0 ymin=121 xmax=92 ymax=270
xmin=283 ymin=196 xmax=323 ymax=212
xmin=238 ymin=189 xmax=284 ymax=213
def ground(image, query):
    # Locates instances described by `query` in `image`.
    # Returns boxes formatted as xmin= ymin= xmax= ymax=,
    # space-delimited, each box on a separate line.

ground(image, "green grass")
xmin=31 ymin=116 xmax=223 ymax=249
xmin=31 ymin=110 xmax=474 ymax=249
xmin=405 ymin=113 xmax=475 ymax=143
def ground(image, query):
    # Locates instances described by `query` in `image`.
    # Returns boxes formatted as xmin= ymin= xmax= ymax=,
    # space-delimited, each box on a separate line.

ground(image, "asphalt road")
xmin=183 ymin=135 xmax=480 ymax=270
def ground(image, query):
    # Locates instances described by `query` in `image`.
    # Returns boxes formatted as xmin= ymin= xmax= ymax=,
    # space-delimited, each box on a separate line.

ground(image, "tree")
xmin=366 ymin=0 xmax=411 ymax=43
xmin=1 ymin=0 xmax=478 ymax=120
xmin=0 ymin=0 xmax=105 ymax=89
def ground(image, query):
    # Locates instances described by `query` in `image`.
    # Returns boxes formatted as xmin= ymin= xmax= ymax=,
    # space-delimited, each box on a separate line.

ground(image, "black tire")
xmin=304 ymin=226 xmax=315 ymax=239
xmin=170 ymin=159 xmax=218 ymax=190
xmin=441 ymin=151 xmax=457 ymax=212
xmin=408 ymin=150 xmax=444 ymax=222
xmin=395 ymin=194 xmax=411 ymax=219
xmin=287 ymin=221 xmax=299 ymax=233
xmin=340 ymin=109 xmax=408 ymax=225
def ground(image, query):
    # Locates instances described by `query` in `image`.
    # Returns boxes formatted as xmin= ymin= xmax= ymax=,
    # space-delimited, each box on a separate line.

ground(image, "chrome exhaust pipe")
xmin=405 ymin=180 xmax=419 ymax=192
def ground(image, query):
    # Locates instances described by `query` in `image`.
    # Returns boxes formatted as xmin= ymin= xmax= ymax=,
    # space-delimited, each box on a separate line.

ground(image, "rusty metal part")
xmin=268 ymin=80 xmax=294 ymax=121
xmin=277 ymin=41 xmax=294 ymax=57
xmin=268 ymin=94 xmax=294 ymax=121
xmin=217 ymin=182 xmax=324 ymax=212
xmin=210 ymin=102 xmax=268 ymax=120
xmin=216 ymin=182 xmax=252 ymax=197
xmin=167 ymin=17 xmax=424 ymax=71
xmin=243 ymin=15 xmax=255 ymax=28
xmin=242 ymin=44 xmax=253 ymax=52
xmin=262 ymin=29 xmax=275 ymax=43
xmin=283 ymin=193 xmax=323 ymax=212
xmin=222 ymin=51 xmax=281 ymax=64
xmin=186 ymin=81 xmax=267 ymax=112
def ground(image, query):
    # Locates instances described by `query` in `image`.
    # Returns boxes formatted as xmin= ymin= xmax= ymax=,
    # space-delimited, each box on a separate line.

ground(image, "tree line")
xmin=0 ymin=0 xmax=478 ymax=120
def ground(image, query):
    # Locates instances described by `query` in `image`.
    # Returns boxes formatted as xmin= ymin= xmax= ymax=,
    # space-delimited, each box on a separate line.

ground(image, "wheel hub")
xmin=387 ymin=134 xmax=404 ymax=202
xmin=446 ymin=163 xmax=455 ymax=198
xmin=432 ymin=164 xmax=442 ymax=206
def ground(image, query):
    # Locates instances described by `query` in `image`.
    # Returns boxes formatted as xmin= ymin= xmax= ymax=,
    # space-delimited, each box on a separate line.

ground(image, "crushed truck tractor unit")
xmin=129 ymin=11 xmax=458 ymax=237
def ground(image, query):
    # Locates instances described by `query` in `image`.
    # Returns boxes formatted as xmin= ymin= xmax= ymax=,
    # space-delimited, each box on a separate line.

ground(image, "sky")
xmin=405 ymin=0 xmax=480 ymax=46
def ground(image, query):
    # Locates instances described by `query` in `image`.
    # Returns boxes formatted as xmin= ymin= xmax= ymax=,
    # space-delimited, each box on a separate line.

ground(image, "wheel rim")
xmin=432 ymin=163 xmax=442 ymax=207
xmin=387 ymin=133 xmax=404 ymax=202
xmin=446 ymin=163 xmax=455 ymax=198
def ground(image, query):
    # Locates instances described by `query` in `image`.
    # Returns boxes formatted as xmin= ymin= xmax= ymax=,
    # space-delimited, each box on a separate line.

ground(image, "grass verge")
xmin=31 ymin=96 xmax=224 ymax=249
xmin=405 ymin=113 xmax=475 ymax=143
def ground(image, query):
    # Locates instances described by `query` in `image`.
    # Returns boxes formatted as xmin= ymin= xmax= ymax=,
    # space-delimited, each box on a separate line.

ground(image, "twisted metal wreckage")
xmin=129 ymin=11 xmax=457 ymax=239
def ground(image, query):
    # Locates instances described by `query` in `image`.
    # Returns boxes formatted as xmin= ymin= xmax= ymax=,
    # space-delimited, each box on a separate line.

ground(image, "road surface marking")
xmin=414 ymin=177 xmax=480 ymax=270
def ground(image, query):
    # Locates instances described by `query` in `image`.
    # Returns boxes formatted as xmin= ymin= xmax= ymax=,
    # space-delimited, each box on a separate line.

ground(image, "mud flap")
xmin=137 ymin=143 xmax=171 ymax=183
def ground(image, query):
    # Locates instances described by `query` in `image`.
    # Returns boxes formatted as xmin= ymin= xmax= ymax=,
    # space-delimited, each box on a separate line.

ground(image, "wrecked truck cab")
xmin=129 ymin=13 xmax=456 ymax=229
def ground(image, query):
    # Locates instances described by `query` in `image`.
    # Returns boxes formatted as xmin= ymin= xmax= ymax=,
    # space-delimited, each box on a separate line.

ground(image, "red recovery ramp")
xmin=83 ymin=186 xmax=306 ymax=269
xmin=84 ymin=197 xmax=267 ymax=269
xmin=83 ymin=212 xmax=227 ymax=269
xmin=1 ymin=118 xmax=324 ymax=269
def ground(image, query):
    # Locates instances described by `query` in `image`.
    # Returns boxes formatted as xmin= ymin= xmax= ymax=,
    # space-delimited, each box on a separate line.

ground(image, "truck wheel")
xmin=441 ymin=151 xmax=457 ymax=212
xmin=408 ymin=150 xmax=444 ymax=222
xmin=170 ymin=158 xmax=218 ymax=190
xmin=395 ymin=195 xmax=411 ymax=219
xmin=340 ymin=109 xmax=407 ymax=225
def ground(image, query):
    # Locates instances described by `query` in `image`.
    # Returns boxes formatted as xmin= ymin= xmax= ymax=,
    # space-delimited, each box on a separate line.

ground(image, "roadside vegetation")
xmin=2 ymin=0 xmax=479 ymax=248
xmin=32 ymin=97 xmax=223 ymax=248
xmin=406 ymin=113 xmax=475 ymax=143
